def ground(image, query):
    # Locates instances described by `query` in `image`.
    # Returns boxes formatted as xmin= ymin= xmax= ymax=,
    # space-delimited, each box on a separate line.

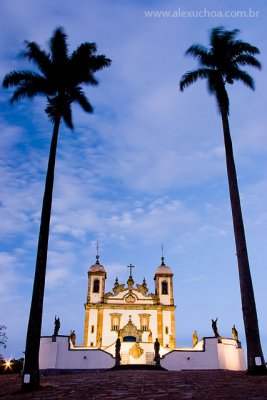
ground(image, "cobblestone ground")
xmin=1 ymin=370 xmax=267 ymax=400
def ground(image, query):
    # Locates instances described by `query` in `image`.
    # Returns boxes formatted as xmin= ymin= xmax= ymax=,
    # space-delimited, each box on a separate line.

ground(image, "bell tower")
xmin=154 ymin=256 xmax=174 ymax=306
xmin=86 ymin=254 xmax=106 ymax=304
xmin=154 ymin=254 xmax=176 ymax=347
xmin=83 ymin=251 xmax=106 ymax=347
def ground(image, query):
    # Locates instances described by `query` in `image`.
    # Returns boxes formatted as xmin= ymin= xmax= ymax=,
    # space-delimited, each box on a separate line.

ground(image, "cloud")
xmin=0 ymin=252 xmax=26 ymax=300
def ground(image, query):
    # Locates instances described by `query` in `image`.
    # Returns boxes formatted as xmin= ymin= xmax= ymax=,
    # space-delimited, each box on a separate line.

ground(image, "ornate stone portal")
xmin=119 ymin=315 xmax=142 ymax=342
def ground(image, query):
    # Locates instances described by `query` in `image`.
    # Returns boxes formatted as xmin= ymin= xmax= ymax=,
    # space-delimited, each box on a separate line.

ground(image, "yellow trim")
xmin=170 ymin=278 xmax=174 ymax=305
xmin=85 ymin=303 xmax=175 ymax=311
xmin=171 ymin=309 xmax=176 ymax=348
xmin=83 ymin=308 xmax=90 ymax=346
xmin=96 ymin=308 xmax=104 ymax=345
xmin=157 ymin=309 xmax=163 ymax=346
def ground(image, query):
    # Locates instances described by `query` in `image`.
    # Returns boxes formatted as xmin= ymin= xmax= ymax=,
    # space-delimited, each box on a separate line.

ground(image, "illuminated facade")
xmin=83 ymin=254 xmax=176 ymax=359
xmin=39 ymin=253 xmax=246 ymax=370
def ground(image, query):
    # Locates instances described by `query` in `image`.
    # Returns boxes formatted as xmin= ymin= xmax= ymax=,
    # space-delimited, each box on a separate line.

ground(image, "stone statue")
xmin=192 ymin=330 xmax=198 ymax=347
xmin=115 ymin=338 xmax=121 ymax=366
xmin=212 ymin=317 xmax=220 ymax=338
xmin=232 ymin=325 xmax=238 ymax=341
xmin=53 ymin=316 xmax=60 ymax=336
xmin=154 ymin=338 xmax=160 ymax=366
xmin=70 ymin=330 xmax=76 ymax=346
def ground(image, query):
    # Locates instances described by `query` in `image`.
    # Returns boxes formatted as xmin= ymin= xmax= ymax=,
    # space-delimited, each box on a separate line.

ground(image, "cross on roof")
xmin=161 ymin=243 xmax=165 ymax=265
xmin=96 ymin=242 xmax=100 ymax=264
xmin=127 ymin=263 xmax=135 ymax=277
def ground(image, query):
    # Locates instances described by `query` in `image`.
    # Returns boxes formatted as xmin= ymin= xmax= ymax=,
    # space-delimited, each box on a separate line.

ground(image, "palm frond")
xmin=228 ymin=69 xmax=255 ymax=90
xmin=3 ymin=71 xmax=44 ymax=87
xmin=3 ymin=72 xmax=54 ymax=103
xmin=62 ymin=105 xmax=73 ymax=129
xmin=231 ymin=40 xmax=260 ymax=56
xmin=210 ymin=26 xmax=239 ymax=48
xmin=71 ymin=42 xmax=98 ymax=64
xmin=185 ymin=44 xmax=208 ymax=58
xmin=88 ymin=54 xmax=112 ymax=73
xmin=71 ymin=87 xmax=93 ymax=113
xmin=9 ymin=83 xmax=50 ymax=103
xmin=50 ymin=27 xmax=68 ymax=66
xmin=69 ymin=44 xmax=111 ymax=86
xmin=233 ymin=54 xmax=261 ymax=69
xmin=180 ymin=68 xmax=211 ymax=91
xmin=22 ymin=42 xmax=51 ymax=75
xmin=185 ymin=44 xmax=214 ymax=67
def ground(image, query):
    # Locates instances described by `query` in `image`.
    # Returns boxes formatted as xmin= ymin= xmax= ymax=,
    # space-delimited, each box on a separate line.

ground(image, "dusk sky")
xmin=0 ymin=0 xmax=266 ymax=362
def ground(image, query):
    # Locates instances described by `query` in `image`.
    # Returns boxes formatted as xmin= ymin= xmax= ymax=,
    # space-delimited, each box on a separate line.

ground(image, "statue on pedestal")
xmin=53 ymin=316 xmax=60 ymax=336
xmin=70 ymin=330 xmax=76 ymax=346
xmin=115 ymin=338 xmax=121 ymax=366
xmin=232 ymin=324 xmax=239 ymax=341
xmin=192 ymin=330 xmax=198 ymax=347
xmin=212 ymin=317 xmax=220 ymax=338
xmin=154 ymin=338 xmax=160 ymax=366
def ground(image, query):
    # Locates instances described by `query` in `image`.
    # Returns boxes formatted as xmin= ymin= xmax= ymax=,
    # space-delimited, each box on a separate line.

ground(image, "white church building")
xmin=39 ymin=254 xmax=246 ymax=371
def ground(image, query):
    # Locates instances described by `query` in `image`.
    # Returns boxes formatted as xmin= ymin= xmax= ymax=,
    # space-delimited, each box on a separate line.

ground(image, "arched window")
xmin=93 ymin=279 xmax=100 ymax=293
xmin=161 ymin=281 xmax=168 ymax=295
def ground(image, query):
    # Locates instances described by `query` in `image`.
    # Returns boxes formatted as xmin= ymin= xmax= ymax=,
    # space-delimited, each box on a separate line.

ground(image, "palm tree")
xmin=180 ymin=27 xmax=265 ymax=374
xmin=3 ymin=27 xmax=111 ymax=390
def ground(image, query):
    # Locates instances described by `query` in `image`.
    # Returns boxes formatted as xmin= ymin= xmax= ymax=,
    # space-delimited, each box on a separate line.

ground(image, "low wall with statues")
xmin=39 ymin=336 xmax=246 ymax=371
xmin=39 ymin=336 xmax=115 ymax=370
xmin=161 ymin=337 xmax=246 ymax=371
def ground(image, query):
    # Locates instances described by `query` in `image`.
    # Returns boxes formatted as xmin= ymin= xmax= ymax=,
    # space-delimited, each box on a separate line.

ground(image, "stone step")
xmin=111 ymin=364 xmax=166 ymax=370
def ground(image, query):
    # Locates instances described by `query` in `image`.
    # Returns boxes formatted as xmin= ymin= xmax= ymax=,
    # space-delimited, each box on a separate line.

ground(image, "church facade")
xmin=39 ymin=252 xmax=246 ymax=371
xmin=83 ymin=255 xmax=176 ymax=360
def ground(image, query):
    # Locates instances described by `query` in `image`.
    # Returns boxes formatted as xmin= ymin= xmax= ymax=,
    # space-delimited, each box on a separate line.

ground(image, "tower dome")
xmin=89 ymin=255 xmax=106 ymax=273
xmin=155 ymin=256 xmax=173 ymax=275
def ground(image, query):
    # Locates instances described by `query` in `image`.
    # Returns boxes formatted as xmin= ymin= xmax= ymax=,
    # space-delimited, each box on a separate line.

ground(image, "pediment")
xmin=104 ymin=287 xmax=156 ymax=302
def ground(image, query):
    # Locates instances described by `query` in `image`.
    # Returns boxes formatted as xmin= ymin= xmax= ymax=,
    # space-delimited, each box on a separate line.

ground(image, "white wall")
xmin=161 ymin=338 xmax=246 ymax=371
xmin=86 ymin=309 xmax=98 ymax=346
xmin=39 ymin=336 xmax=246 ymax=371
xmin=162 ymin=311 xmax=171 ymax=347
xmin=39 ymin=336 xmax=114 ymax=370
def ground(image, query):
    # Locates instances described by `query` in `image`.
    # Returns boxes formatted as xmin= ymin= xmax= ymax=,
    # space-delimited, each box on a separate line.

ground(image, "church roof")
xmin=155 ymin=257 xmax=173 ymax=275
xmin=89 ymin=255 xmax=106 ymax=273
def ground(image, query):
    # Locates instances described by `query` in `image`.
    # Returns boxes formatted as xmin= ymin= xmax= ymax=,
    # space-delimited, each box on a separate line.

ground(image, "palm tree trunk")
xmin=22 ymin=116 xmax=61 ymax=391
xmin=220 ymin=108 xmax=266 ymax=374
